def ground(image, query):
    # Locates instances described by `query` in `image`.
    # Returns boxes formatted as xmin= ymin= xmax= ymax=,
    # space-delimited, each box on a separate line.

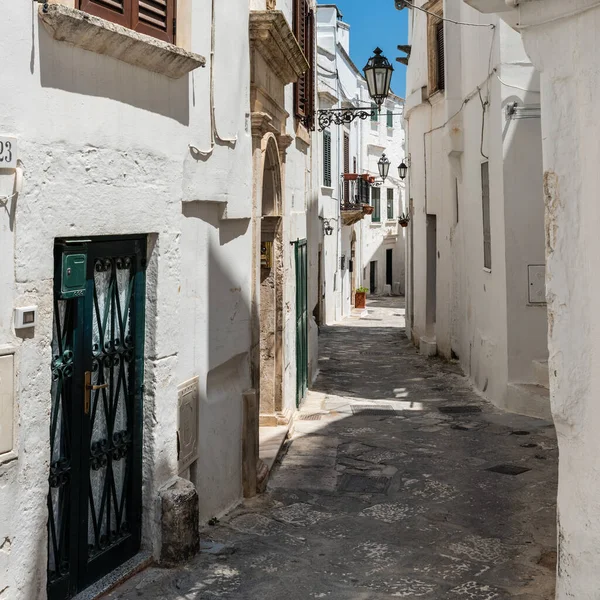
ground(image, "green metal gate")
xmin=48 ymin=237 xmax=146 ymax=600
xmin=295 ymin=239 xmax=308 ymax=407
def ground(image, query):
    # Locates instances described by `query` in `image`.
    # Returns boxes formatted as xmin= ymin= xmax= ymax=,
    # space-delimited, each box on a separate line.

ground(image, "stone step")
xmin=506 ymin=383 xmax=551 ymax=421
xmin=532 ymin=358 xmax=550 ymax=388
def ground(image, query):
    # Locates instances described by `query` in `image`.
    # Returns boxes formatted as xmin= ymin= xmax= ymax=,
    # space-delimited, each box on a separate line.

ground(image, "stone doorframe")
xmin=250 ymin=124 xmax=292 ymax=427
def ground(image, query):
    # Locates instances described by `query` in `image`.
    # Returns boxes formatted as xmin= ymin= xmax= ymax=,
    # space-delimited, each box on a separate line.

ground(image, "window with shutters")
xmin=323 ymin=130 xmax=332 ymax=187
xmin=387 ymin=110 xmax=394 ymax=129
xmin=387 ymin=188 xmax=394 ymax=219
xmin=343 ymin=131 xmax=350 ymax=203
xmin=481 ymin=162 xmax=492 ymax=270
xmin=294 ymin=0 xmax=315 ymax=130
xmin=77 ymin=0 xmax=176 ymax=44
xmin=425 ymin=0 xmax=444 ymax=96
xmin=372 ymin=188 xmax=381 ymax=223
xmin=371 ymin=103 xmax=378 ymax=122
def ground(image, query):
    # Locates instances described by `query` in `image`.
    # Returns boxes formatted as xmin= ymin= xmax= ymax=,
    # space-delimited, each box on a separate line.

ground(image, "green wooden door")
xmin=295 ymin=240 xmax=308 ymax=407
xmin=48 ymin=237 xmax=146 ymax=600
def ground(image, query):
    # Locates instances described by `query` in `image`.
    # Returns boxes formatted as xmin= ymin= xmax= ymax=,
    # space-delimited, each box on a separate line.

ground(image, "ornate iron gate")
xmin=295 ymin=239 xmax=308 ymax=407
xmin=48 ymin=237 xmax=146 ymax=600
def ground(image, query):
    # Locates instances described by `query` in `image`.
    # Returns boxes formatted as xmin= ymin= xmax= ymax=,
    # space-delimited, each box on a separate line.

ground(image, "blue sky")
xmin=318 ymin=0 xmax=409 ymax=98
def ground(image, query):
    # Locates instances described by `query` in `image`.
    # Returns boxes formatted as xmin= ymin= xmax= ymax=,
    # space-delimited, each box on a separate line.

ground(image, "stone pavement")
xmin=108 ymin=297 xmax=557 ymax=599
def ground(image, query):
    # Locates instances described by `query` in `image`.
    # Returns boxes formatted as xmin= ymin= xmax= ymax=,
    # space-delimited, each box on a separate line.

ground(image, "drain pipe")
xmin=189 ymin=0 xmax=237 ymax=157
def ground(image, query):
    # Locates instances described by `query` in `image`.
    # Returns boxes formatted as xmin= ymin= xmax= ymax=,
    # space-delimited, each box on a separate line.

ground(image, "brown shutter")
xmin=78 ymin=0 xmax=131 ymax=28
xmin=436 ymin=21 xmax=445 ymax=91
xmin=132 ymin=0 xmax=176 ymax=44
xmin=294 ymin=0 xmax=308 ymax=123
xmin=343 ymin=132 xmax=350 ymax=204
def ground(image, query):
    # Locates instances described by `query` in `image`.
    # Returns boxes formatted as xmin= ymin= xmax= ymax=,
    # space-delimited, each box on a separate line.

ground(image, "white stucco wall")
xmin=508 ymin=1 xmax=600 ymax=596
xmin=0 ymin=0 xmax=252 ymax=597
xmin=404 ymin=0 xmax=547 ymax=415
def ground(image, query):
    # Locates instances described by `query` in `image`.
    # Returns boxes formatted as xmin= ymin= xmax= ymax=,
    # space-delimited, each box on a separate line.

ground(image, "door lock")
xmin=84 ymin=371 xmax=109 ymax=415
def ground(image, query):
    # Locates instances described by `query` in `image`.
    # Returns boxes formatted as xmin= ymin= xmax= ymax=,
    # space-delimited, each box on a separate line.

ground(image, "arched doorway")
xmin=259 ymin=137 xmax=284 ymax=422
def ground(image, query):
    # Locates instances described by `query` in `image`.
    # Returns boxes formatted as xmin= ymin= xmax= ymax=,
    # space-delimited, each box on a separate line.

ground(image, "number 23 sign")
xmin=0 ymin=136 xmax=17 ymax=169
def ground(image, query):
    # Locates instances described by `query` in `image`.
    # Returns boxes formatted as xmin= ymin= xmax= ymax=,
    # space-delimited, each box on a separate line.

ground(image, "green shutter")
xmin=387 ymin=110 xmax=393 ymax=128
xmin=371 ymin=103 xmax=378 ymax=122
xmin=387 ymin=188 xmax=394 ymax=219
xmin=323 ymin=130 xmax=331 ymax=187
xmin=372 ymin=188 xmax=381 ymax=222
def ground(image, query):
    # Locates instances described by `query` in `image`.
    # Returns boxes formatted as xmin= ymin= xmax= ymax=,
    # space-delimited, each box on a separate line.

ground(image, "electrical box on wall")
xmin=177 ymin=377 xmax=200 ymax=472
xmin=528 ymin=265 xmax=546 ymax=304
xmin=0 ymin=354 xmax=15 ymax=456
xmin=14 ymin=306 xmax=37 ymax=329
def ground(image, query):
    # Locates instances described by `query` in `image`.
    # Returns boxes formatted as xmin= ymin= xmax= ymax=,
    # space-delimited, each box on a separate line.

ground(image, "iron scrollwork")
xmin=317 ymin=107 xmax=376 ymax=131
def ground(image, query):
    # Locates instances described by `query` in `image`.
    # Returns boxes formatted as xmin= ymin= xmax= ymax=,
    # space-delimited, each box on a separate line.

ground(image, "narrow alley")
xmin=108 ymin=298 xmax=557 ymax=600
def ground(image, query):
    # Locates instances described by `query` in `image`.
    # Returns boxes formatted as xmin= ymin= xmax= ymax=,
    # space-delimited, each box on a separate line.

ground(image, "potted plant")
xmin=362 ymin=204 xmax=374 ymax=215
xmin=355 ymin=286 xmax=368 ymax=309
xmin=398 ymin=212 xmax=410 ymax=227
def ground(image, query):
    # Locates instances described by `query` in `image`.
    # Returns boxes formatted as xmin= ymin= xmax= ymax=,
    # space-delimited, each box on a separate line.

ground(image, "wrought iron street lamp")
xmin=378 ymin=153 xmax=391 ymax=182
xmin=317 ymin=48 xmax=394 ymax=131
xmin=363 ymin=48 xmax=394 ymax=109
xmin=398 ymin=161 xmax=408 ymax=180
xmin=323 ymin=219 xmax=334 ymax=236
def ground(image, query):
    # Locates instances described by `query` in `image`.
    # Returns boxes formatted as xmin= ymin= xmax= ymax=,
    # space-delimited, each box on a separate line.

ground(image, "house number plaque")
xmin=0 ymin=136 xmax=17 ymax=169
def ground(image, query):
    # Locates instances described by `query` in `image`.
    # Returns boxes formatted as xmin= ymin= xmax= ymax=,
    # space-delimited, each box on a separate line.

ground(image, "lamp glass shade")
xmin=398 ymin=162 xmax=408 ymax=180
xmin=378 ymin=153 xmax=391 ymax=181
xmin=363 ymin=48 xmax=394 ymax=107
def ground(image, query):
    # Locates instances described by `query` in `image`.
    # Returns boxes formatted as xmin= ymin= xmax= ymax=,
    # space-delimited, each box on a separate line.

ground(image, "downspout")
xmin=189 ymin=0 xmax=237 ymax=156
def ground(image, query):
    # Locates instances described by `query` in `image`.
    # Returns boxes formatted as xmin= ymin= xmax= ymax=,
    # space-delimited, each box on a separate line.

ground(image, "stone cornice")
xmin=249 ymin=11 xmax=309 ymax=85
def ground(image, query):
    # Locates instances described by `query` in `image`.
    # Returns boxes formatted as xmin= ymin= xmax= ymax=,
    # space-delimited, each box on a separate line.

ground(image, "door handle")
xmin=84 ymin=371 xmax=108 ymax=415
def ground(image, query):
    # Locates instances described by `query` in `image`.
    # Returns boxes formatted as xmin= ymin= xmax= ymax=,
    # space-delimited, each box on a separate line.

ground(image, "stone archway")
xmin=258 ymin=137 xmax=284 ymax=424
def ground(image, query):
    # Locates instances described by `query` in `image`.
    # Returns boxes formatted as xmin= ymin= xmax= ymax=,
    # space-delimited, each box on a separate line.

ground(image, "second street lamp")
xmin=317 ymin=48 xmax=394 ymax=131
xmin=378 ymin=153 xmax=391 ymax=181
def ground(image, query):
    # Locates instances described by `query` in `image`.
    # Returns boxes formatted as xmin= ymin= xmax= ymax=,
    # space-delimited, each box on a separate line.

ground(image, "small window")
xmin=436 ymin=22 xmax=445 ymax=91
xmin=481 ymin=162 xmax=491 ymax=270
xmin=372 ymin=188 xmax=381 ymax=222
xmin=387 ymin=188 xmax=394 ymax=219
xmin=323 ymin=130 xmax=331 ymax=187
xmin=371 ymin=103 xmax=378 ymax=122
xmin=387 ymin=110 xmax=394 ymax=129
xmin=78 ymin=0 xmax=176 ymax=44
xmin=426 ymin=0 xmax=445 ymax=96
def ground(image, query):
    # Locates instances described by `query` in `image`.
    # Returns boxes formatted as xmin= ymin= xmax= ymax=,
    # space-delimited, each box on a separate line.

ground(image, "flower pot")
xmin=399 ymin=220 xmax=409 ymax=228
xmin=362 ymin=205 xmax=374 ymax=215
xmin=355 ymin=291 xmax=367 ymax=309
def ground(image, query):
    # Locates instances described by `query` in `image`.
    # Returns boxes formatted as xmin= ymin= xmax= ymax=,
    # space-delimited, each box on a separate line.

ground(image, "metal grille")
xmin=351 ymin=404 xmax=396 ymax=416
xmin=481 ymin=162 xmax=491 ymax=270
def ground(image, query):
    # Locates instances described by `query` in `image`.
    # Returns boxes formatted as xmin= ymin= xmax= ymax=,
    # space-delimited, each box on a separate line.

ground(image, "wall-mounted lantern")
xmin=378 ymin=153 xmax=391 ymax=182
xmin=317 ymin=48 xmax=394 ymax=131
xmin=323 ymin=220 xmax=335 ymax=236
xmin=398 ymin=161 xmax=408 ymax=180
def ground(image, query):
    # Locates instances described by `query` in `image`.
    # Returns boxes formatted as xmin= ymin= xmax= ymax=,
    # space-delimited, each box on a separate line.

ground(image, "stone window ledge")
xmin=39 ymin=4 xmax=205 ymax=79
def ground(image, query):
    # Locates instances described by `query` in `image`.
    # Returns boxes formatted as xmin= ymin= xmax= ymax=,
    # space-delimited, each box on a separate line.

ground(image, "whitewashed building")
xmin=0 ymin=0 xmax=316 ymax=598
xmin=316 ymin=4 xmax=405 ymax=324
xmin=402 ymin=0 xmax=549 ymax=418
xmin=460 ymin=1 xmax=600 ymax=596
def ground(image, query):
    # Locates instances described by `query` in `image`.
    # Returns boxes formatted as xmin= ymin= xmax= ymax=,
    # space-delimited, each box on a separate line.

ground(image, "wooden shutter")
xmin=78 ymin=0 xmax=131 ymax=28
xmin=436 ymin=21 xmax=445 ymax=91
xmin=323 ymin=131 xmax=332 ymax=187
xmin=372 ymin=188 xmax=381 ymax=222
xmin=294 ymin=0 xmax=315 ymax=129
xmin=78 ymin=0 xmax=175 ymax=44
xmin=133 ymin=0 xmax=176 ymax=44
xmin=343 ymin=132 xmax=350 ymax=204
xmin=387 ymin=110 xmax=394 ymax=129
xmin=371 ymin=103 xmax=378 ymax=122
xmin=387 ymin=188 xmax=394 ymax=219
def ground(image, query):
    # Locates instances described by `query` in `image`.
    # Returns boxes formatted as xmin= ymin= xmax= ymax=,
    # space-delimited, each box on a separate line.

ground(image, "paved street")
xmin=109 ymin=297 xmax=557 ymax=600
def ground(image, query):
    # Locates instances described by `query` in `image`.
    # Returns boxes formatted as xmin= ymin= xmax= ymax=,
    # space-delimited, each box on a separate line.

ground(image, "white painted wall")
xmin=404 ymin=0 xmax=548 ymax=415
xmin=501 ymin=1 xmax=600 ymax=596
xmin=358 ymin=88 xmax=406 ymax=296
xmin=0 ymin=0 xmax=253 ymax=597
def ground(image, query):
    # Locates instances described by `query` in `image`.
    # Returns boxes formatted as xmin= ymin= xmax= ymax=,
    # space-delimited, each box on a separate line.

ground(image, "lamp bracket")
xmin=317 ymin=107 xmax=377 ymax=131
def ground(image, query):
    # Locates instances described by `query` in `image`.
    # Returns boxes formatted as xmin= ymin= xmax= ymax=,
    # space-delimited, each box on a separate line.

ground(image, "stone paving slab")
xmin=107 ymin=297 xmax=557 ymax=600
